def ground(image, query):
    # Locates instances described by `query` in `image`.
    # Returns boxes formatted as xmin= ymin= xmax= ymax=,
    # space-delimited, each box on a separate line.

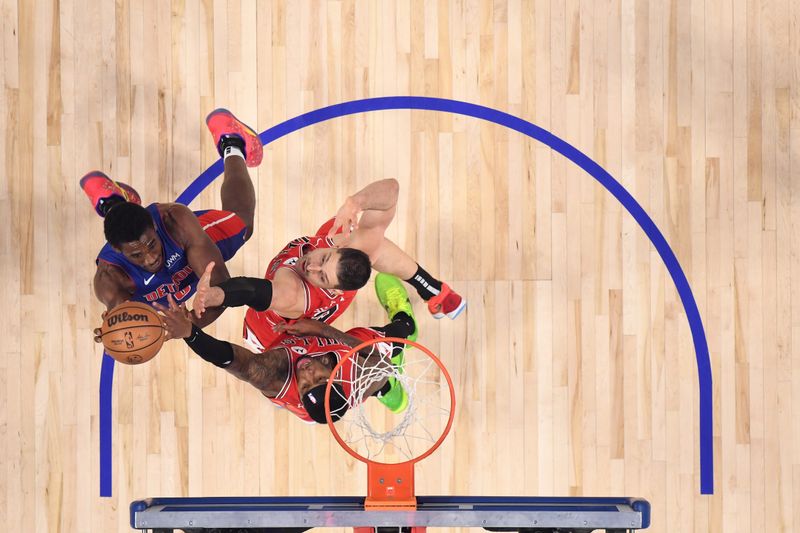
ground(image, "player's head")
xmin=296 ymin=352 xmax=349 ymax=423
xmin=104 ymin=203 xmax=164 ymax=273
xmin=297 ymin=247 xmax=371 ymax=291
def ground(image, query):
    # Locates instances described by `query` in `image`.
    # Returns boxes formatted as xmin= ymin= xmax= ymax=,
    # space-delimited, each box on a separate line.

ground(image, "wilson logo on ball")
xmin=107 ymin=311 xmax=151 ymax=327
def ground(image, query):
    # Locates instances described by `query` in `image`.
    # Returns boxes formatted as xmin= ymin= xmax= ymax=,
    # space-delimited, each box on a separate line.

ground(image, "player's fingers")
xmin=151 ymin=302 xmax=167 ymax=313
xmin=327 ymin=220 xmax=344 ymax=238
xmin=203 ymin=262 xmax=215 ymax=280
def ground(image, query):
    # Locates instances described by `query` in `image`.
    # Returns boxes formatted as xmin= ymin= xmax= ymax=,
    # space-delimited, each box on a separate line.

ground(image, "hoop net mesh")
xmin=329 ymin=339 xmax=453 ymax=464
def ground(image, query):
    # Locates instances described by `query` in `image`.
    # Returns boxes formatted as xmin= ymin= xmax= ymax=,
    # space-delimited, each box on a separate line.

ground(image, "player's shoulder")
xmin=158 ymin=202 xmax=202 ymax=241
xmin=157 ymin=202 xmax=194 ymax=221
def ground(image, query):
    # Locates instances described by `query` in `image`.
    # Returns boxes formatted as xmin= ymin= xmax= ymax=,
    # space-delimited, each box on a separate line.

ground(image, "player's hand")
xmin=273 ymin=318 xmax=328 ymax=336
xmin=152 ymin=294 xmax=193 ymax=340
xmin=192 ymin=262 xmax=217 ymax=318
xmin=327 ymin=196 xmax=362 ymax=239
xmin=93 ymin=311 xmax=108 ymax=343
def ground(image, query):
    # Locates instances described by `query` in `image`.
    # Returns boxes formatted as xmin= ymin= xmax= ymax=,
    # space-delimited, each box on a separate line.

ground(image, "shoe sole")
xmin=432 ymin=299 xmax=467 ymax=320
xmin=80 ymin=171 xmax=124 ymax=216
xmin=115 ymin=181 xmax=141 ymax=204
xmin=79 ymin=171 xmax=111 ymax=188
xmin=205 ymin=108 xmax=263 ymax=167
xmin=385 ymin=378 xmax=409 ymax=414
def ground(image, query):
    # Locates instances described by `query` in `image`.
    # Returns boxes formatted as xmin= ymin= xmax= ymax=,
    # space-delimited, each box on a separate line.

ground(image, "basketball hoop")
xmin=325 ymin=337 xmax=455 ymax=511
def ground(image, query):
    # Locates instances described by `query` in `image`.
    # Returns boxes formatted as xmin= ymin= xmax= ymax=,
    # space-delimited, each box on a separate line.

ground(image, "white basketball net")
xmin=330 ymin=341 xmax=452 ymax=464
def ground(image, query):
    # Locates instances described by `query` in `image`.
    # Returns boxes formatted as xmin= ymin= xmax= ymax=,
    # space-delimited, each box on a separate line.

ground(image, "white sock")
xmin=223 ymin=145 xmax=245 ymax=160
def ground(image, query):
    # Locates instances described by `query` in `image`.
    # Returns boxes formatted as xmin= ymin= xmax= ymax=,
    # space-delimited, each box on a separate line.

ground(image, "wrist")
xmin=210 ymin=287 xmax=225 ymax=307
xmin=185 ymin=324 xmax=201 ymax=341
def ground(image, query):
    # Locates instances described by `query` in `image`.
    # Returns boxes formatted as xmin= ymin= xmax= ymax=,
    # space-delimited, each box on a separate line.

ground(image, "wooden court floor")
xmin=2 ymin=1 xmax=799 ymax=532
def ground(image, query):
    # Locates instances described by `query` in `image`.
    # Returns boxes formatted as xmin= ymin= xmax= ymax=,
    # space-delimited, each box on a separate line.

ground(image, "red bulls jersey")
xmin=243 ymin=234 xmax=357 ymax=352
xmin=267 ymin=327 xmax=389 ymax=422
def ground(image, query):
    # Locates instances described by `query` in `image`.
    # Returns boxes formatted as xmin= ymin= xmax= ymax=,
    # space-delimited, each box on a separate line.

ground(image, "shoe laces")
xmin=384 ymin=287 xmax=407 ymax=309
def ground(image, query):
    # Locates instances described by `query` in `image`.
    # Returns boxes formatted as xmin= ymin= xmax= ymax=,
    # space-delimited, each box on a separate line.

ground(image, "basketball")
xmin=101 ymin=301 xmax=165 ymax=364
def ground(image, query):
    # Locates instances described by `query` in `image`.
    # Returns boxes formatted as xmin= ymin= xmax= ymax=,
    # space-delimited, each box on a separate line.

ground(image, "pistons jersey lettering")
xmin=143 ymin=265 xmax=194 ymax=302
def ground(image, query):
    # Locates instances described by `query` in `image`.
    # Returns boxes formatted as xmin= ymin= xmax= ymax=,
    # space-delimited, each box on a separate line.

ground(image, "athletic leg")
xmin=219 ymin=155 xmax=256 ymax=240
xmin=371 ymin=237 xmax=467 ymax=320
xmin=206 ymin=109 xmax=262 ymax=241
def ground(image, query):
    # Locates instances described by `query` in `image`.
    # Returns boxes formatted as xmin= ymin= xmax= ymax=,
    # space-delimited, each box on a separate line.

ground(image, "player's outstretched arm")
xmin=274 ymin=319 xmax=366 ymax=350
xmin=154 ymin=295 xmax=285 ymax=395
xmin=275 ymin=320 xmax=389 ymax=366
xmin=328 ymin=179 xmax=399 ymax=254
xmin=193 ymin=261 xmax=301 ymax=318
xmin=162 ymin=203 xmax=231 ymax=326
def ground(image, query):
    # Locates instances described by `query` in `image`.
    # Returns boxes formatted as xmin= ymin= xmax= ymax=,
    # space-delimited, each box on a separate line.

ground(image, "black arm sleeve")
xmin=217 ymin=277 xmax=273 ymax=311
xmin=183 ymin=325 xmax=235 ymax=368
xmin=373 ymin=311 xmax=416 ymax=340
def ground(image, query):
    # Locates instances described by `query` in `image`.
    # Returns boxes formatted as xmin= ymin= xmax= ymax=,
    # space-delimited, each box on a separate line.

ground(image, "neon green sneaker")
xmin=375 ymin=375 xmax=408 ymax=413
xmin=373 ymin=274 xmax=417 ymax=413
xmin=374 ymin=273 xmax=418 ymax=343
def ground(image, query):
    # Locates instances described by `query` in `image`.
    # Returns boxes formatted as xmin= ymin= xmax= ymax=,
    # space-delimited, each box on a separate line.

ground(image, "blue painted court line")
xmin=100 ymin=96 xmax=713 ymax=496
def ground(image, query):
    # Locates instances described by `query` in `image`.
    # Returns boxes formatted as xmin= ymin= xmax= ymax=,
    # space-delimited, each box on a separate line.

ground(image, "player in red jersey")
xmin=154 ymin=276 xmax=418 ymax=422
xmin=193 ymin=178 xmax=467 ymax=353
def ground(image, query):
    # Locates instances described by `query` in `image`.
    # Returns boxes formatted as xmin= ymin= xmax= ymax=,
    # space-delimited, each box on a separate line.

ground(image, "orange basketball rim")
xmin=325 ymin=337 xmax=456 ymax=511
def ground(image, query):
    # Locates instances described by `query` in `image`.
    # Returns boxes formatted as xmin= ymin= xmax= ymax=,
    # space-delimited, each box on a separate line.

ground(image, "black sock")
xmin=405 ymin=264 xmax=443 ymax=301
xmin=376 ymin=311 xmax=416 ymax=340
xmin=219 ymin=134 xmax=246 ymax=157
xmin=99 ymin=196 xmax=126 ymax=217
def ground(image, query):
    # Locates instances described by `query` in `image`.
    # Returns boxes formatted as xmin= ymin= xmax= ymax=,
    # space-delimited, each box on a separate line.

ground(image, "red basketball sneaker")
xmin=80 ymin=171 xmax=142 ymax=217
xmin=205 ymin=108 xmax=263 ymax=167
xmin=426 ymin=282 xmax=467 ymax=320
xmin=115 ymin=181 xmax=141 ymax=206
